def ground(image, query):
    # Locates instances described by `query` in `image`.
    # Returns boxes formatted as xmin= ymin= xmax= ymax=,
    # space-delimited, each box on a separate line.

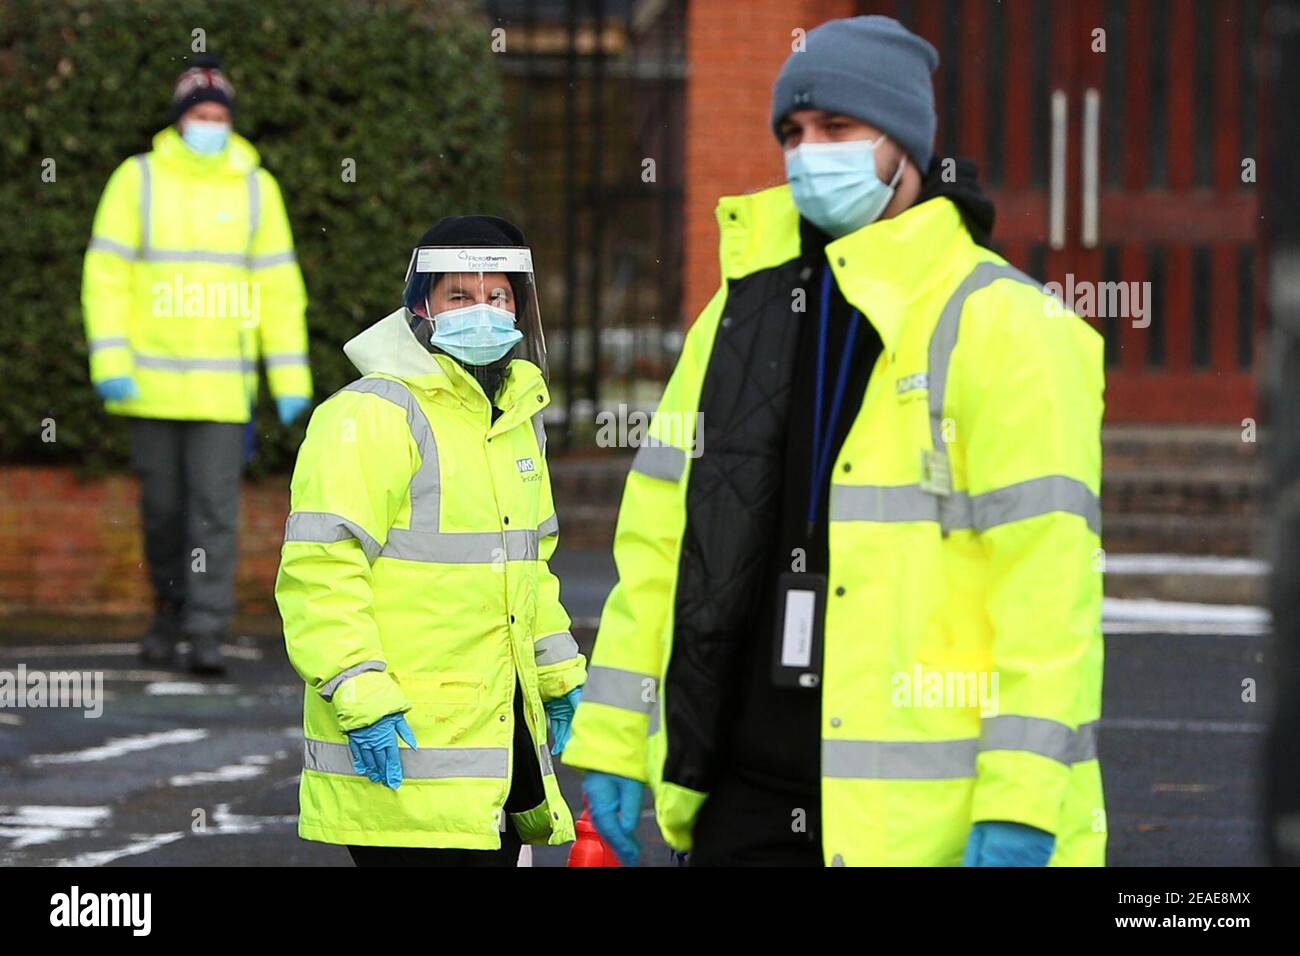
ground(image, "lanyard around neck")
xmin=807 ymin=264 xmax=861 ymax=533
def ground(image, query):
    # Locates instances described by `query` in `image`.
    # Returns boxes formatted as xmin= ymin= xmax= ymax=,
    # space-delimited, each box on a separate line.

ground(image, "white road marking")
xmin=169 ymin=754 xmax=271 ymax=787
xmin=0 ymin=805 xmax=112 ymax=849
xmin=53 ymin=831 xmax=185 ymax=867
xmin=145 ymin=682 xmax=238 ymax=695
xmin=203 ymin=804 xmax=297 ymax=835
xmin=29 ymin=728 xmax=209 ymax=766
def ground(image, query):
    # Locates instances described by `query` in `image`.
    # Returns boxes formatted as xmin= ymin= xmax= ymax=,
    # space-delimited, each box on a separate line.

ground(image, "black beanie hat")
xmin=414 ymin=215 xmax=526 ymax=249
xmin=170 ymin=53 xmax=235 ymax=125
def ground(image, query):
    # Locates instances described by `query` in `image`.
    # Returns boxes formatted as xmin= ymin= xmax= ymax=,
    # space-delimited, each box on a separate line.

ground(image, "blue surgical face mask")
xmin=426 ymin=302 xmax=523 ymax=366
xmin=182 ymin=120 xmax=231 ymax=155
xmin=783 ymin=135 xmax=906 ymax=237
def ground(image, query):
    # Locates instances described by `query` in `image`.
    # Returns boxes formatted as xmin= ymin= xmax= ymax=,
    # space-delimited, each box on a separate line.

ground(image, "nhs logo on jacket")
xmin=516 ymin=457 xmax=536 ymax=473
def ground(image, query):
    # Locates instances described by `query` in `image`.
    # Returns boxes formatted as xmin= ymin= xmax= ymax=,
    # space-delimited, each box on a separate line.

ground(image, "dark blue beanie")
xmin=771 ymin=15 xmax=939 ymax=170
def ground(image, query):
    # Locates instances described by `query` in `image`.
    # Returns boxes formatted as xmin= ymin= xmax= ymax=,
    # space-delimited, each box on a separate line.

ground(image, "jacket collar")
xmin=151 ymin=125 xmax=260 ymax=177
xmin=342 ymin=308 xmax=548 ymax=429
xmin=715 ymin=184 xmax=972 ymax=358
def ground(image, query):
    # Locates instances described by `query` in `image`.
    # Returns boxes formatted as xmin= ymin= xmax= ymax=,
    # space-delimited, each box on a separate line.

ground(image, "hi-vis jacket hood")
xmin=156 ymin=124 xmax=261 ymax=178
xmin=81 ymin=126 xmax=310 ymax=423
xmin=565 ymin=183 xmax=1106 ymax=867
xmin=277 ymin=307 xmax=582 ymax=850
xmin=344 ymin=307 xmax=545 ymax=414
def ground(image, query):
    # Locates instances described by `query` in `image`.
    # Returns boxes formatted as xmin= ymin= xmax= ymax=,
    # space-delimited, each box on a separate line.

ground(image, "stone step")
xmin=1102 ymin=424 xmax=1261 ymax=469
xmin=1102 ymin=554 xmax=1268 ymax=606
xmin=547 ymin=425 xmax=1268 ymax=556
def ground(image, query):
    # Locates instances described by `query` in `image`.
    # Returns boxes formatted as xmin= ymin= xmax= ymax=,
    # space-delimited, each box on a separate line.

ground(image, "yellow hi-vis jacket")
xmin=275 ymin=308 xmax=584 ymax=849
xmin=81 ymin=127 xmax=310 ymax=422
xmin=564 ymin=187 xmax=1106 ymax=866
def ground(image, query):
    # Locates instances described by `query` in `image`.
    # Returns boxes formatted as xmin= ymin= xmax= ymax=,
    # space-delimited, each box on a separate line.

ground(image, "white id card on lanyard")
xmin=772 ymin=572 xmax=826 ymax=688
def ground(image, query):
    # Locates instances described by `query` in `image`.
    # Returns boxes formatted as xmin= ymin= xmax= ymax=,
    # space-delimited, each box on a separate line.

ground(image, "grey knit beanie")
xmin=771 ymin=15 xmax=939 ymax=170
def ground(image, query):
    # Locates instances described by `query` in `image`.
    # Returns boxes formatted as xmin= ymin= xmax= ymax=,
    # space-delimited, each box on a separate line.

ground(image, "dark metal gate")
xmin=483 ymin=0 xmax=687 ymax=450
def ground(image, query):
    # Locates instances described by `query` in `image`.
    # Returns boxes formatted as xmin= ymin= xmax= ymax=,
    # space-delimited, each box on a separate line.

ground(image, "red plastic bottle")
xmin=567 ymin=807 xmax=622 ymax=867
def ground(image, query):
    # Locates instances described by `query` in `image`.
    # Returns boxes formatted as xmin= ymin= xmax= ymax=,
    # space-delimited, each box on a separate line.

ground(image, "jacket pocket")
xmin=397 ymin=672 xmax=488 ymax=747
xmin=400 ymin=672 xmax=484 ymax=708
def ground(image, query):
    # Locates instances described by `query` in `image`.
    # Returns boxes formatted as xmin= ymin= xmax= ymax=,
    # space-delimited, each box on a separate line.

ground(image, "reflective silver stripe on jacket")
xmin=829 ymin=474 xmax=1101 ymax=535
xmin=343 ymin=378 xmax=441 ymax=532
xmin=538 ymin=514 xmax=559 ymax=539
xmin=264 ymin=353 xmax=309 ymax=368
xmin=538 ymin=742 xmax=555 ymax=777
xmin=928 ymin=261 xmax=1040 ymax=461
xmin=246 ymin=170 xmax=261 ymax=243
xmin=823 ymin=719 xmax=1099 ymax=780
xmin=318 ymin=660 xmax=386 ymax=702
xmin=927 ymin=262 xmax=1043 ymax=532
xmin=135 ymin=154 xmax=152 ymax=252
xmin=140 ymin=249 xmax=250 ymax=265
xmin=980 ymin=714 xmax=1077 ymax=764
xmin=630 ymin=442 xmax=686 ymax=482
xmin=91 ymin=240 xmax=286 ymax=268
xmin=303 ymin=739 xmax=509 ymax=779
xmin=134 ymin=355 xmax=257 ymax=374
xmin=534 ymin=631 xmax=579 ymax=667
xmin=531 ymin=411 xmax=547 ymax=457
xmin=382 ymin=528 xmax=538 ymax=564
xmin=87 ymin=236 xmax=138 ymax=260
xmin=582 ymin=665 xmax=657 ymax=715
xmin=284 ymin=511 xmax=383 ymax=564
xmin=88 ymin=336 xmax=132 ymax=353
xmin=250 ymin=251 xmax=296 ymax=269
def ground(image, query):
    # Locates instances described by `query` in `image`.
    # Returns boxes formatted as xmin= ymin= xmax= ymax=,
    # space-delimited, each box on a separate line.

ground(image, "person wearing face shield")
xmin=563 ymin=15 xmax=1105 ymax=867
xmin=81 ymin=53 xmax=310 ymax=675
xmin=276 ymin=216 xmax=585 ymax=865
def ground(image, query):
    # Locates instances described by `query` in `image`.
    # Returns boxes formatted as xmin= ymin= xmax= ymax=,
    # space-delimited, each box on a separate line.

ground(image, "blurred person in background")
xmin=564 ymin=15 xmax=1106 ymax=867
xmin=276 ymin=216 xmax=585 ymax=866
xmin=81 ymin=53 xmax=310 ymax=674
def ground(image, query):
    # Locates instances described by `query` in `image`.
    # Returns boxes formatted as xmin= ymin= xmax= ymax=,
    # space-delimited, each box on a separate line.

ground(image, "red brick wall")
xmin=0 ymin=467 xmax=288 ymax=618
xmin=683 ymin=0 xmax=855 ymax=323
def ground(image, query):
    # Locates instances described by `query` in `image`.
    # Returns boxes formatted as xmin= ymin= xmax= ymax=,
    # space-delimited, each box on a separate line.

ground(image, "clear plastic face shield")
xmin=402 ymin=246 xmax=547 ymax=390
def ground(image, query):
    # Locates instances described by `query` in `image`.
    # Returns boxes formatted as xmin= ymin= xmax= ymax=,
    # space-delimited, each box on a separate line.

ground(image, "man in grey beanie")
xmin=566 ymin=16 xmax=1105 ymax=869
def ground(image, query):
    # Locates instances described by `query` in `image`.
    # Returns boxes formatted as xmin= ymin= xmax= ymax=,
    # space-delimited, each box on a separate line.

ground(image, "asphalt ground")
xmin=0 ymin=548 xmax=1269 ymax=867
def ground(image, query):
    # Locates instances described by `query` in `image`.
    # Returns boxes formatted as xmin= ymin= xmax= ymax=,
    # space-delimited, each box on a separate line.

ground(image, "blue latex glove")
xmin=962 ymin=821 xmax=1055 ymax=867
xmin=583 ymin=771 xmax=643 ymax=867
xmin=544 ymin=686 xmax=582 ymax=755
xmin=96 ymin=377 xmax=138 ymax=402
xmin=276 ymin=396 xmax=311 ymax=426
xmin=346 ymin=713 xmax=418 ymax=790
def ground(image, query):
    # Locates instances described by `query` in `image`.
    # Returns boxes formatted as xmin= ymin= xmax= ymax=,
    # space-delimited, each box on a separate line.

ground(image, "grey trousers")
xmin=127 ymin=419 xmax=244 ymax=636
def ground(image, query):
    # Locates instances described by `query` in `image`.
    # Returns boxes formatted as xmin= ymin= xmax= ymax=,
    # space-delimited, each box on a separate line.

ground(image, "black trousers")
xmin=127 ymin=418 xmax=243 ymax=635
xmin=689 ymin=767 xmax=824 ymax=867
xmin=347 ymin=829 xmax=523 ymax=868
xmin=348 ymin=679 xmax=545 ymax=867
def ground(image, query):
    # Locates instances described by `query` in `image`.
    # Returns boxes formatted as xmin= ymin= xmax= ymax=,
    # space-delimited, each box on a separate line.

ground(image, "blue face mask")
xmin=783 ymin=135 xmax=906 ymax=237
xmin=427 ymin=303 xmax=523 ymax=366
xmin=182 ymin=120 xmax=231 ymax=155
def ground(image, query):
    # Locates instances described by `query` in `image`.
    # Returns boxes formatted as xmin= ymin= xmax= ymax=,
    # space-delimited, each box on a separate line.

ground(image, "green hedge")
xmin=0 ymin=0 xmax=506 ymax=474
